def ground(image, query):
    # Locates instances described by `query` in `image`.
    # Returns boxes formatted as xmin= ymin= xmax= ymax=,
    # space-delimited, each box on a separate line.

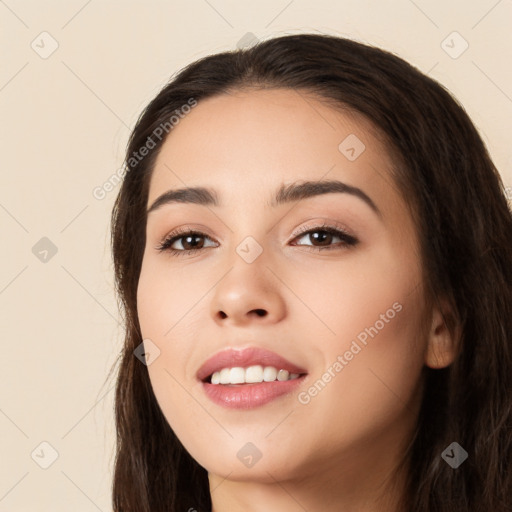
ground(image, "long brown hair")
xmin=109 ymin=33 xmax=512 ymax=511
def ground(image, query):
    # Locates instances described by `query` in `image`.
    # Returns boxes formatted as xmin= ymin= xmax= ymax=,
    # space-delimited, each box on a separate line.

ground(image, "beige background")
xmin=1 ymin=1 xmax=511 ymax=510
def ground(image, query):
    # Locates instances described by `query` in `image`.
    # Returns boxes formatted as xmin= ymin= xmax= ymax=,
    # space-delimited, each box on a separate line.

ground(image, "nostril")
xmin=253 ymin=309 xmax=266 ymax=317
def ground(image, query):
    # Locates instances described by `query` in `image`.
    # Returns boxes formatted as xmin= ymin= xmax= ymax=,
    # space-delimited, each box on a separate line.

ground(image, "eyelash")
xmin=155 ymin=223 xmax=359 ymax=257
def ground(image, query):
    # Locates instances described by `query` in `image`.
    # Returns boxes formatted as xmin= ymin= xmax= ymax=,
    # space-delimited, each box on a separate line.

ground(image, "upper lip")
xmin=196 ymin=347 xmax=308 ymax=382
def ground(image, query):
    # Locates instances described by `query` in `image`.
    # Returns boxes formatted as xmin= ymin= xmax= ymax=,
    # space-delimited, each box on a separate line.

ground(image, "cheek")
xmin=137 ymin=255 xmax=208 ymax=347
xmin=331 ymin=296 xmax=425 ymax=405
xmin=289 ymin=243 xmax=427 ymax=423
xmin=294 ymin=264 xmax=427 ymax=455
xmin=136 ymin=258 xmax=202 ymax=406
xmin=287 ymin=240 xmax=424 ymax=353
xmin=136 ymin=261 xmax=213 ymax=462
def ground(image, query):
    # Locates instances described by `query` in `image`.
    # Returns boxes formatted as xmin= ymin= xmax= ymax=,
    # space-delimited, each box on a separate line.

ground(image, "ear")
xmin=424 ymin=297 xmax=460 ymax=369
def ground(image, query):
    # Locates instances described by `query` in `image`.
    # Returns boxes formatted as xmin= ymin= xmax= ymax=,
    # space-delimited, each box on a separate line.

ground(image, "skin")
xmin=136 ymin=89 xmax=457 ymax=511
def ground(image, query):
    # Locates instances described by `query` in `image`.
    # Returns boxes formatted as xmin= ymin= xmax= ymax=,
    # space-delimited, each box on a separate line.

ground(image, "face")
xmin=137 ymin=89 xmax=432 ymax=487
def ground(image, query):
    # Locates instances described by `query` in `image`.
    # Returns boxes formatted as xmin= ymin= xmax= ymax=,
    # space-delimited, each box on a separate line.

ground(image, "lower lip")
xmin=201 ymin=376 xmax=306 ymax=409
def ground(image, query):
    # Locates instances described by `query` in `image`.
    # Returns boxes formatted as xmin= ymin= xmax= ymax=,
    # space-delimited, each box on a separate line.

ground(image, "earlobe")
xmin=424 ymin=298 xmax=461 ymax=369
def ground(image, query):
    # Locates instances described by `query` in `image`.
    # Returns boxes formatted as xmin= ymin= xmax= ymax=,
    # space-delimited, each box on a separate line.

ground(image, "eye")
xmin=155 ymin=222 xmax=358 ymax=257
xmin=156 ymin=228 xmax=217 ymax=256
xmin=291 ymin=223 xmax=358 ymax=251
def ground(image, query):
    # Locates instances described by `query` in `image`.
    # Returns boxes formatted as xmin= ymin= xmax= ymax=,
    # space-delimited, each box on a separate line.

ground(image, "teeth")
xmin=230 ymin=367 xmax=245 ymax=384
xmin=246 ymin=365 xmax=264 ymax=383
xmin=209 ymin=365 xmax=302 ymax=385
xmin=277 ymin=369 xmax=289 ymax=381
xmin=219 ymin=368 xmax=230 ymax=384
xmin=263 ymin=366 xmax=277 ymax=382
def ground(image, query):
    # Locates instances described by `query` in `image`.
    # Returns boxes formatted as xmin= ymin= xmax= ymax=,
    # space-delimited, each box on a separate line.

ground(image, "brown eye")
xmin=303 ymin=230 xmax=334 ymax=246
xmin=292 ymin=226 xmax=358 ymax=250
xmin=156 ymin=230 xmax=217 ymax=255
xmin=173 ymin=233 xmax=205 ymax=251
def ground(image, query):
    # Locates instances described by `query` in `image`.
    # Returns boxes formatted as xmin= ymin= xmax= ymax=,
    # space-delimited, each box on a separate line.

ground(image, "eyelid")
xmin=154 ymin=225 xmax=219 ymax=253
xmin=290 ymin=220 xmax=354 ymax=240
xmin=289 ymin=221 xmax=358 ymax=249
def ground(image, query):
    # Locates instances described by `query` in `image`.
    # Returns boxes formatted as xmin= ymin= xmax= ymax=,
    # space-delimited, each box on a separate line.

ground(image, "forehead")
xmin=148 ymin=88 xmax=398 ymax=212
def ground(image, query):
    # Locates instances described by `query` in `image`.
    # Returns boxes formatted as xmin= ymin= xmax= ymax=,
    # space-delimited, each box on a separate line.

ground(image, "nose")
xmin=209 ymin=251 xmax=287 ymax=327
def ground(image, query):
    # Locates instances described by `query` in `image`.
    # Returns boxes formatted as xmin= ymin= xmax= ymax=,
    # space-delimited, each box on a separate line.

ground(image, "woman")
xmin=109 ymin=33 xmax=512 ymax=511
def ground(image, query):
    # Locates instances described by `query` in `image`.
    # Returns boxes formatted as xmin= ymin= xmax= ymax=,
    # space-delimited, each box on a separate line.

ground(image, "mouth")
xmin=197 ymin=346 xmax=308 ymax=409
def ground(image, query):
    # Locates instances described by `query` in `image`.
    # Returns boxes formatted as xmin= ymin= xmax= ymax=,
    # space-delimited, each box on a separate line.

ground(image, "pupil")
xmin=312 ymin=231 xmax=331 ymax=245
xmin=184 ymin=235 xmax=203 ymax=250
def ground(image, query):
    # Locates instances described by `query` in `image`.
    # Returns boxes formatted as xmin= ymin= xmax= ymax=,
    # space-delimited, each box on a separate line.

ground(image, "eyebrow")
xmin=146 ymin=179 xmax=380 ymax=216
